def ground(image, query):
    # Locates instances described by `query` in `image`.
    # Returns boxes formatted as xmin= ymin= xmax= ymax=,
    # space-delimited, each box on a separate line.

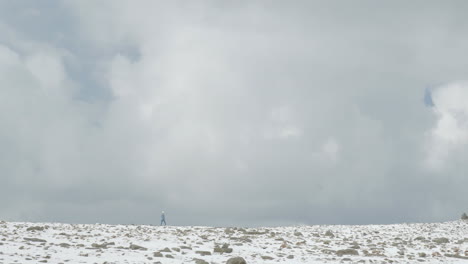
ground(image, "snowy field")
xmin=0 ymin=220 xmax=467 ymax=263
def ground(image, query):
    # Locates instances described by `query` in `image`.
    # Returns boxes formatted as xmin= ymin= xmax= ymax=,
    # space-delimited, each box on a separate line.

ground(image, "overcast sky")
xmin=1 ymin=1 xmax=468 ymax=227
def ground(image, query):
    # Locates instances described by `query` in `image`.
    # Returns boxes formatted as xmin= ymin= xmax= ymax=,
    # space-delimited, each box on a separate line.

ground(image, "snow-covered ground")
xmin=0 ymin=220 xmax=467 ymax=263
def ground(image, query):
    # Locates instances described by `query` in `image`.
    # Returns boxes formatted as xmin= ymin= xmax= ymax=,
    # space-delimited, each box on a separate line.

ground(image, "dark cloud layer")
xmin=1 ymin=1 xmax=467 ymax=226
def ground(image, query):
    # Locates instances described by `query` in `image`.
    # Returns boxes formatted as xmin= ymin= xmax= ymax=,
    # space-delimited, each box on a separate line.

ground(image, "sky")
xmin=1 ymin=1 xmax=468 ymax=227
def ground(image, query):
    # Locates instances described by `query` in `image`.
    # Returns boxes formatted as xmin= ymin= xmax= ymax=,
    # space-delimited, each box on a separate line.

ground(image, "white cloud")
xmin=322 ymin=137 xmax=340 ymax=162
xmin=264 ymin=106 xmax=303 ymax=139
xmin=425 ymin=82 xmax=468 ymax=169
xmin=25 ymin=52 xmax=66 ymax=92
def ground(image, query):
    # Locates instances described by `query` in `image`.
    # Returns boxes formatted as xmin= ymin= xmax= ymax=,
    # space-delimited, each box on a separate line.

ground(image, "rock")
xmin=325 ymin=230 xmax=335 ymax=238
xmin=26 ymin=226 xmax=45 ymax=232
xmin=92 ymin=242 xmax=113 ymax=249
xmin=445 ymin=254 xmax=468 ymax=260
xmin=180 ymin=245 xmax=192 ymax=250
xmin=418 ymin=252 xmax=427 ymax=257
xmin=296 ymin=240 xmax=306 ymax=246
xmin=294 ymin=231 xmax=303 ymax=236
xmin=226 ymin=257 xmax=247 ymax=264
xmin=153 ymin=252 xmax=163 ymax=257
xmin=196 ymin=251 xmax=211 ymax=256
xmin=462 ymin=213 xmax=468 ymax=220
xmin=172 ymin=247 xmax=181 ymax=252
xmin=433 ymin=238 xmax=449 ymax=244
xmin=244 ymin=230 xmax=267 ymax=235
xmin=215 ymin=244 xmax=234 ymax=254
xmin=279 ymin=242 xmax=288 ymax=250
xmin=350 ymin=242 xmax=360 ymax=249
xmin=261 ymin=256 xmax=274 ymax=260
xmin=321 ymin=248 xmax=336 ymax=255
xmin=336 ymin=249 xmax=359 ymax=256
xmin=129 ymin=244 xmax=147 ymax=250
xmin=59 ymin=243 xmax=71 ymax=248
xmin=225 ymin=228 xmax=235 ymax=234
xmin=241 ymin=237 xmax=252 ymax=243
xmin=194 ymin=258 xmax=209 ymax=264
xmin=287 ymin=255 xmax=294 ymax=259
xmin=165 ymin=254 xmax=174 ymax=258
xmin=160 ymin=247 xmax=172 ymax=252
xmin=24 ymin=237 xmax=47 ymax=243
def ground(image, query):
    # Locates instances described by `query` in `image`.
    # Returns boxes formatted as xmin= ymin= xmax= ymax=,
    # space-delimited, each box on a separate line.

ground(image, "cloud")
xmin=264 ymin=106 xmax=302 ymax=140
xmin=1 ymin=1 xmax=468 ymax=226
xmin=322 ymin=138 xmax=340 ymax=162
xmin=425 ymin=82 xmax=468 ymax=169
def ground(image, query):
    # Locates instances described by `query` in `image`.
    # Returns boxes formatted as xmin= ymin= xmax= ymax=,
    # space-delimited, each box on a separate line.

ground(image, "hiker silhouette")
xmin=160 ymin=211 xmax=166 ymax=226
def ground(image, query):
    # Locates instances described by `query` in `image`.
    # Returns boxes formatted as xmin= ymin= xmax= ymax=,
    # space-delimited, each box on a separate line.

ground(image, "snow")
xmin=0 ymin=220 xmax=467 ymax=263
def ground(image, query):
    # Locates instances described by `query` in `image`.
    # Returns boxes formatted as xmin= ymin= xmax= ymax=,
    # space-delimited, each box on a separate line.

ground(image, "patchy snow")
xmin=0 ymin=220 xmax=467 ymax=263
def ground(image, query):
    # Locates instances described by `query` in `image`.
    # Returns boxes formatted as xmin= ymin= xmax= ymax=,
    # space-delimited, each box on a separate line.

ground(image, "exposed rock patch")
xmin=129 ymin=244 xmax=147 ymax=250
xmin=226 ymin=257 xmax=247 ymax=264
xmin=26 ymin=226 xmax=45 ymax=232
xmin=336 ymin=249 xmax=359 ymax=256
xmin=196 ymin=250 xmax=211 ymax=256
xmin=433 ymin=237 xmax=449 ymax=244
xmin=23 ymin=237 xmax=47 ymax=243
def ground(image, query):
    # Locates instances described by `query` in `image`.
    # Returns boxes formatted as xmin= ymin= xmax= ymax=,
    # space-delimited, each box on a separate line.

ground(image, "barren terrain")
xmin=1 ymin=220 xmax=467 ymax=263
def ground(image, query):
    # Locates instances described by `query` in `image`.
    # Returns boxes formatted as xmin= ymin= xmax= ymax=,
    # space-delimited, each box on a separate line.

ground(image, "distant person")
xmin=161 ymin=211 xmax=166 ymax=226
